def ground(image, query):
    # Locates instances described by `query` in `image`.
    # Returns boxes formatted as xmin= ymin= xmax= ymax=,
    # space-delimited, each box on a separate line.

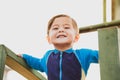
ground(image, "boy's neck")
xmin=54 ymin=44 xmax=73 ymax=51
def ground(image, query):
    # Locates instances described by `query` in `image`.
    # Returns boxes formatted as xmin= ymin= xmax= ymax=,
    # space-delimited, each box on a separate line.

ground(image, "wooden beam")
xmin=79 ymin=20 xmax=120 ymax=33
xmin=0 ymin=45 xmax=47 ymax=80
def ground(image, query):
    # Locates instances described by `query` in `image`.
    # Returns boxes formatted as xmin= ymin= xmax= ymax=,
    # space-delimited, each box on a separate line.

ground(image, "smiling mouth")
xmin=56 ymin=35 xmax=67 ymax=38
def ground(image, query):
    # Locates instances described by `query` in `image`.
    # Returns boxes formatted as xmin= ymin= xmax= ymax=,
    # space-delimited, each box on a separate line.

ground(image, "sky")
xmin=0 ymin=0 xmax=111 ymax=80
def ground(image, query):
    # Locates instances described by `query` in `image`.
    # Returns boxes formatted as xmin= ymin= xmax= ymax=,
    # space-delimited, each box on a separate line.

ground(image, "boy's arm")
xmin=88 ymin=49 xmax=99 ymax=63
xmin=22 ymin=54 xmax=45 ymax=72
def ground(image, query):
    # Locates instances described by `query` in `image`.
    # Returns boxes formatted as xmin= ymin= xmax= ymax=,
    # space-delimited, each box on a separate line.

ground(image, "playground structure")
xmin=0 ymin=0 xmax=120 ymax=80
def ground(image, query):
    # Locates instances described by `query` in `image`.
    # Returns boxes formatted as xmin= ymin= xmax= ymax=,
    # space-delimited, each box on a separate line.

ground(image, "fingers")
xmin=17 ymin=54 xmax=23 ymax=58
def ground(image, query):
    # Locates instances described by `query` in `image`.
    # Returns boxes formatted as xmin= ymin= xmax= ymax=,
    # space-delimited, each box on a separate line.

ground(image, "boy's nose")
xmin=58 ymin=27 xmax=64 ymax=32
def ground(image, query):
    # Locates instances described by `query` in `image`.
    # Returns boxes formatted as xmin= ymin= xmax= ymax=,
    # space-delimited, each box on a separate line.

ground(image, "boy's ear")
xmin=74 ymin=34 xmax=80 ymax=42
xmin=46 ymin=36 xmax=51 ymax=44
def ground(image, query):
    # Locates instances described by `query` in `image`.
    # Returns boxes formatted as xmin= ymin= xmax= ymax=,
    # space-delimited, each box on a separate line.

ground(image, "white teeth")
xmin=59 ymin=36 xmax=65 ymax=38
xmin=57 ymin=35 xmax=66 ymax=38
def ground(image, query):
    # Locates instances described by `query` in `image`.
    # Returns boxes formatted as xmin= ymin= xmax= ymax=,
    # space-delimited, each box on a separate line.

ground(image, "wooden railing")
xmin=0 ymin=45 xmax=47 ymax=80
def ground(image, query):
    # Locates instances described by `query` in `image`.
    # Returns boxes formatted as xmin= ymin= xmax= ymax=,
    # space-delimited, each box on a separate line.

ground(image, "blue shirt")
xmin=23 ymin=48 xmax=98 ymax=80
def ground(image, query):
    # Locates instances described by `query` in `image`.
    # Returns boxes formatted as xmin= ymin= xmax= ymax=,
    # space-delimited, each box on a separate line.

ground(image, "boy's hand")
xmin=17 ymin=54 xmax=23 ymax=58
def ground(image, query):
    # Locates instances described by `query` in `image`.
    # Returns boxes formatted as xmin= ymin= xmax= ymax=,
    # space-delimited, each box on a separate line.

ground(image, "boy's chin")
xmin=53 ymin=41 xmax=72 ymax=45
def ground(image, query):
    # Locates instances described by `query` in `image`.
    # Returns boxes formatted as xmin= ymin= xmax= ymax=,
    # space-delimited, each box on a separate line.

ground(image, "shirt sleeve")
xmin=22 ymin=54 xmax=45 ymax=72
xmin=84 ymin=49 xmax=99 ymax=63
xmin=75 ymin=48 xmax=99 ymax=75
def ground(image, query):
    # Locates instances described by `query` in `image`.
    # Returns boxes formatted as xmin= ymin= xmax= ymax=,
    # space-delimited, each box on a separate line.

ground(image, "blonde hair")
xmin=47 ymin=14 xmax=79 ymax=35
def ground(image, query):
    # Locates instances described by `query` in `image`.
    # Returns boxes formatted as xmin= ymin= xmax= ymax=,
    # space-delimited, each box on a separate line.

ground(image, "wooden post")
xmin=112 ymin=0 xmax=120 ymax=20
xmin=98 ymin=27 xmax=120 ymax=80
xmin=0 ymin=45 xmax=7 ymax=80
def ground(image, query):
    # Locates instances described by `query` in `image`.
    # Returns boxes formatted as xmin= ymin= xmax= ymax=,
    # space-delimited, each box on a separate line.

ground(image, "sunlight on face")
xmin=48 ymin=17 xmax=78 ymax=45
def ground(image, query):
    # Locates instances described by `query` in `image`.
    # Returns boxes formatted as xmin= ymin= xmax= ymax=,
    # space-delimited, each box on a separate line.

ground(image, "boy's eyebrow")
xmin=63 ymin=23 xmax=71 ymax=25
xmin=51 ymin=24 xmax=59 ymax=27
xmin=52 ymin=23 xmax=71 ymax=26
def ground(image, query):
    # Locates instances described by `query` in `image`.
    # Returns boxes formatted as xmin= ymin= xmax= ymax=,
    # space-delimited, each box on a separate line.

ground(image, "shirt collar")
xmin=54 ymin=48 xmax=74 ymax=54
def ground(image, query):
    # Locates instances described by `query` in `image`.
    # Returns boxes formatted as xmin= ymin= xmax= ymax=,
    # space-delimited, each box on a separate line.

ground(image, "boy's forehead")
xmin=52 ymin=17 xmax=72 ymax=24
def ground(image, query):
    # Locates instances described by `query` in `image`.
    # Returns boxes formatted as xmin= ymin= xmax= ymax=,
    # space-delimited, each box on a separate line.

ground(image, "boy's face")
xmin=47 ymin=17 xmax=79 ymax=46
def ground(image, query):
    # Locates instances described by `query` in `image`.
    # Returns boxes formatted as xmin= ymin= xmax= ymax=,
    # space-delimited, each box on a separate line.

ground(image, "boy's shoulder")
xmin=75 ymin=48 xmax=98 ymax=58
xmin=45 ymin=49 xmax=54 ymax=54
xmin=75 ymin=48 xmax=96 ymax=53
xmin=43 ymin=49 xmax=55 ymax=57
xmin=75 ymin=48 xmax=98 ymax=52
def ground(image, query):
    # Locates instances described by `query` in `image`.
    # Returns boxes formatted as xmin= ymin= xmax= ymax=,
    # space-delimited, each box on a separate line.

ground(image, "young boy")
xmin=19 ymin=14 xmax=98 ymax=80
